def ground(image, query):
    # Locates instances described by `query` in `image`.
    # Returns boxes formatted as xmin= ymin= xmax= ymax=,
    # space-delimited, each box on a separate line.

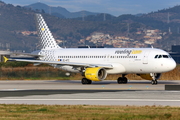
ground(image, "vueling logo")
xmin=115 ymin=49 xmax=142 ymax=55
xmin=131 ymin=50 xmax=142 ymax=54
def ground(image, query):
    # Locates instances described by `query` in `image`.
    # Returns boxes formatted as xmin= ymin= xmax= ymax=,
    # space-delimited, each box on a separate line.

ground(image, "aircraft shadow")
xmin=52 ymin=80 xmax=179 ymax=85
xmin=52 ymin=80 xmax=114 ymax=85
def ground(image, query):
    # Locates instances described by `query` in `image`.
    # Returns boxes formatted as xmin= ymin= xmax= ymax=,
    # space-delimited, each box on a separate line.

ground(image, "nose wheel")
xmin=151 ymin=80 xmax=158 ymax=85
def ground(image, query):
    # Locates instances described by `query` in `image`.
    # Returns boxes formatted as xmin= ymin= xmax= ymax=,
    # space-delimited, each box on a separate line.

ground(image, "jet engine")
xmin=138 ymin=73 xmax=161 ymax=80
xmin=85 ymin=67 xmax=107 ymax=81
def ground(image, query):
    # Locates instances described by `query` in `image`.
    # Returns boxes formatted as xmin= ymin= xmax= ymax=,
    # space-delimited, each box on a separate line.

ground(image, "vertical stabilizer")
xmin=35 ymin=14 xmax=61 ymax=49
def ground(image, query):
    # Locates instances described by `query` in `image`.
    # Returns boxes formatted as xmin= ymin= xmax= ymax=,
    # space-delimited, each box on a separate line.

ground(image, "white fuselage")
xmin=37 ymin=48 xmax=176 ymax=74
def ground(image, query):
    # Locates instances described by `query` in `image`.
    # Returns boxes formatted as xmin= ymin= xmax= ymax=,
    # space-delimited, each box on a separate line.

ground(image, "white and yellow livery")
xmin=6 ymin=14 xmax=176 ymax=85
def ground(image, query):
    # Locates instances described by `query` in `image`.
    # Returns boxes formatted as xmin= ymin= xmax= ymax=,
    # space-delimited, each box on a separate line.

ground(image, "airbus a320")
xmin=4 ymin=14 xmax=176 ymax=85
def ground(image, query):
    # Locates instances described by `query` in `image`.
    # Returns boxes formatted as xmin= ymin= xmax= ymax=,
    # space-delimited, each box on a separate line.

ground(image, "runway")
xmin=0 ymin=80 xmax=180 ymax=106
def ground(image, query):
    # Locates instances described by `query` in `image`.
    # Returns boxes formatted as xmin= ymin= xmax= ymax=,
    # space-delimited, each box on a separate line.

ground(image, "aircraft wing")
xmin=4 ymin=57 xmax=113 ymax=69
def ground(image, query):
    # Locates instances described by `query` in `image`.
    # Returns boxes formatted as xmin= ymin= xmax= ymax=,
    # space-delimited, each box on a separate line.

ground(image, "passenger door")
xmin=143 ymin=51 xmax=150 ymax=64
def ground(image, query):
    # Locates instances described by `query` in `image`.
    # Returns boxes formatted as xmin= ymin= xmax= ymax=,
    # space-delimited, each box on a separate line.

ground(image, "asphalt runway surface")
xmin=0 ymin=80 xmax=180 ymax=106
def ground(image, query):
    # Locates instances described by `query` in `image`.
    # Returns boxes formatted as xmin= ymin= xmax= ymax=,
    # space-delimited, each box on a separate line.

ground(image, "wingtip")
xmin=3 ymin=56 xmax=8 ymax=63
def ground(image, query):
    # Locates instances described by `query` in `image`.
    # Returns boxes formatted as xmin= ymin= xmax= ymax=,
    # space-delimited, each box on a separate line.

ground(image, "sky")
xmin=2 ymin=0 xmax=180 ymax=16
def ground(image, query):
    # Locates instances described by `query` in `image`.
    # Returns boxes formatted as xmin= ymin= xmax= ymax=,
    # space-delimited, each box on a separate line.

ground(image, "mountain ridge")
xmin=25 ymin=2 xmax=99 ymax=18
xmin=0 ymin=1 xmax=180 ymax=52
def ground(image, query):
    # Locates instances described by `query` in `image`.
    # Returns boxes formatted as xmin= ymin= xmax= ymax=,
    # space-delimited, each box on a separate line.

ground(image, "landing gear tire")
xmin=151 ymin=80 xmax=158 ymax=85
xmin=81 ymin=78 xmax=92 ymax=85
xmin=117 ymin=77 xmax=128 ymax=84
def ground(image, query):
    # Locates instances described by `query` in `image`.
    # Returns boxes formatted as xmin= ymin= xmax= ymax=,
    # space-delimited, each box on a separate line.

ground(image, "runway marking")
xmin=0 ymin=99 xmax=180 ymax=102
xmin=0 ymin=89 xmax=27 ymax=91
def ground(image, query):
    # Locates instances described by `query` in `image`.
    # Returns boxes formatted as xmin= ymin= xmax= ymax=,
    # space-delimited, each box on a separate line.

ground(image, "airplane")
xmin=4 ymin=13 xmax=176 ymax=85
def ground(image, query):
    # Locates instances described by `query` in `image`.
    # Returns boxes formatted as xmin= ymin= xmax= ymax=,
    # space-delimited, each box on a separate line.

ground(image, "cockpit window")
xmin=158 ymin=55 xmax=162 ymax=58
xmin=163 ymin=55 xmax=168 ymax=58
xmin=155 ymin=54 xmax=171 ymax=59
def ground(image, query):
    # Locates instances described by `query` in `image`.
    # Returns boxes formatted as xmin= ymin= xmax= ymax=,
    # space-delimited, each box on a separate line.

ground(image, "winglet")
xmin=3 ymin=56 xmax=8 ymax=63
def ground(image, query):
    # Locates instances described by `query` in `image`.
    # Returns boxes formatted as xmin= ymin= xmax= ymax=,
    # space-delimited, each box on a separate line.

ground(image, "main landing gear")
xmin=117 ymin=74 xmax=128 ymax=84
xmin=81 ymin=78 xmax=92 ymax=84
xmin=151 ymin=79 xmax=158 ymax=85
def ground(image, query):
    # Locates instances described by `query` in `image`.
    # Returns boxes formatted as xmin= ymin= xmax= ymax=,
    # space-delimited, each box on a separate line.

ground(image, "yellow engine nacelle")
xmin=138 ymin=73 xmax=161 ymax=80
xmin=85 ymin=67 xmax=107 ymax=81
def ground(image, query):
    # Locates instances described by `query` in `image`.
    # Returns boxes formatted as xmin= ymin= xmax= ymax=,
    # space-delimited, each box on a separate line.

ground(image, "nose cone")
xmin=167 ymin=59 xmax=176 ymax=71
xmin=172 ymin=59 xmax=176 ymax=70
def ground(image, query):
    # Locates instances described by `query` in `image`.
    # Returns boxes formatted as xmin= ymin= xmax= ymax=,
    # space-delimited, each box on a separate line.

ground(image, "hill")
xmin=143 ymin=5 xmax=180 ymax=23
xmin=0 ymin=2 xmax=38 ymax=52
xmin=1 ymin=1 xmax=180 ymax=52
xmin=25 ymin=2 xmax=99 ymax=18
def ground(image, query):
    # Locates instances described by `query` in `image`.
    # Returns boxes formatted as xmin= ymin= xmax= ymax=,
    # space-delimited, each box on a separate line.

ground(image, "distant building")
xmin=171 ymin=45 xmax=180 ymax=53
xmin=170 ymin=45 xmax=180 ymax=64
xmin=0 ymin=51 xmax=11 ymax=62
xmin=78 ymin=46 xmax=104 ymax=48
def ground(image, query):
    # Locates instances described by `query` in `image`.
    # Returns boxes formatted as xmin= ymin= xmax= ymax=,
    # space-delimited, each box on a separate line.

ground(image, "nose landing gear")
xmin=151 ymin=79 xmax=158 ymax=85
xmin=150 ymin=73 xmax=161 ymax=85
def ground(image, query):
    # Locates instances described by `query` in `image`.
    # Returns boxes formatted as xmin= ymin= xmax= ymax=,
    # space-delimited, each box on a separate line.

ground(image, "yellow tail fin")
xmin=3 ymin=56 xmax=8 ymax=63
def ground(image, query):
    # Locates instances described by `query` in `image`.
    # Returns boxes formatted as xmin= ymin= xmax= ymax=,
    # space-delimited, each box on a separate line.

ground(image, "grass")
xmin=0 ymin=65 xmax=179 ymax=80
xmin=0 ymin=104 xmax=179 ymax=120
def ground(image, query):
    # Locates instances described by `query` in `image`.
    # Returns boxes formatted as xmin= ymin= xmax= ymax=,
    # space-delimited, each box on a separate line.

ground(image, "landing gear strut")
xmin=117 ymin=74 xmax=128 ymax=84
xmin=81 ymin=78 xmax=92 ymax=85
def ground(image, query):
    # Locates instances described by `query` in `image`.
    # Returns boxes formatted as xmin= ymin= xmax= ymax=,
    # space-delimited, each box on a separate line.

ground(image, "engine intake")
xmin=85 ymin=67 xmax=107 ymax=81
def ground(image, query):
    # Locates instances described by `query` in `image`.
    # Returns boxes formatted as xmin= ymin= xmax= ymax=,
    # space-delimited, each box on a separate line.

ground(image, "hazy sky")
xmin=3 ymin=0 xmax=180 ymax=16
